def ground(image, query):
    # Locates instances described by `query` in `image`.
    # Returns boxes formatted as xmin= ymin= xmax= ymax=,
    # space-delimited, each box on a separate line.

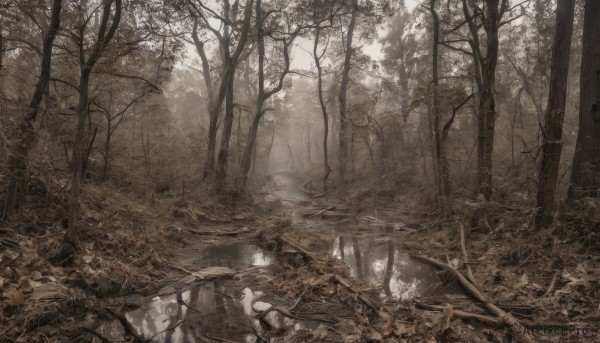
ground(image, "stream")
xmin=93 ymin=173 xmax=449 ymax=342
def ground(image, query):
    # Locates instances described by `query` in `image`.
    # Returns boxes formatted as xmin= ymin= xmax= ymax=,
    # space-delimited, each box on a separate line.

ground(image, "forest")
xmin=0 ymin=0 xmax=598 ymax=342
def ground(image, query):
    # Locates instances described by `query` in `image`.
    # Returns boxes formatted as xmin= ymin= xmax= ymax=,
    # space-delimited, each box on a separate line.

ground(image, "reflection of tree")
xmin=164 ymin=292 xmax=184 ymax=342
xmin=339 ymin=237 xmax=345 ymax=260
xmin=352 ymin=238 xmax=363 ymax=279
xmin=383 ymin=241 xmax=394 ymax=297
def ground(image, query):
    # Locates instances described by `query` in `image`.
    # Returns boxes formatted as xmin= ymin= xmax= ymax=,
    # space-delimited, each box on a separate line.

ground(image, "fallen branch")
xmin=186 ymin=227 xmax=250 ymax=236
xmin=410 ymin=254 xmax=535 ymax=343
xmin=311 ymin=191 xmax=328 ymax=198
xmin=416 ymin=302 xmax=500 ymax=327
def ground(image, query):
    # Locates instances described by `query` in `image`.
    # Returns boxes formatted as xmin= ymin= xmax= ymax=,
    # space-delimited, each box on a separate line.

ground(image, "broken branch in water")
xmin=410 ymin=254 xmax=535 ymax=343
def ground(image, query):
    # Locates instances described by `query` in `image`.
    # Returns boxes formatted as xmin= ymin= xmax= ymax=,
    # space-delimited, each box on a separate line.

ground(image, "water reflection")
xmin=117 ymin=279 xmax=328 ymax=343
xmin=181 ymin=242 xmax=272 ymax=270
xmin=331 ymin=236 xmax=446 ymax=300
xmin=125 ymin=280 xmax=259 ymax=342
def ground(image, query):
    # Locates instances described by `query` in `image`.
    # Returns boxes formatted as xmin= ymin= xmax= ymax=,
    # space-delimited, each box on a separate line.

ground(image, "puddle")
xmin=176 ymin=242 xmax=272 ymax=271
xmin=94 ymin=279 xmax=328 ymax=343
xmin=331 ymin=236 xmax=452 ymax=300
xmin=121 ymin=280 xmax=260 ymax=342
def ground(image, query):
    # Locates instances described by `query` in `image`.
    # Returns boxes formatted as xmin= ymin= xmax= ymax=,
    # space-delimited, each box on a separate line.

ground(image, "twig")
xmin=543 ymin=271 xmax=558 ymax=297
xmin=204 ymin=335 xmax=238 ymax=342
xmin=309 ymin=206 xmax=335 ymax=217
xmin=311 ymin=191 xmax=328 ymax=198
xmin=288 ymin=284 xmax=310 ymax=311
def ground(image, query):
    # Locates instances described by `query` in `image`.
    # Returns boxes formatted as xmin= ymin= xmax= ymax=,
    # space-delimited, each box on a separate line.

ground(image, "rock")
xmin=31 ymin=271 xmax=42 ymax=281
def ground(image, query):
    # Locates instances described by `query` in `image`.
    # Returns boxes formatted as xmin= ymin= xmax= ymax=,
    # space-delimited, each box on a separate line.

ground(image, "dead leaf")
xmin=2 ymin=288 xmax=25 ymax=307
xmin=19 ymin=277 xmax=34 ymax=293
xmin=0 ymin=277 xmax=4 ymax=289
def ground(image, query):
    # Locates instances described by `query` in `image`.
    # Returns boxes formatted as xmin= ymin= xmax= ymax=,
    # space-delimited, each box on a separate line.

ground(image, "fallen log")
xmin=410 ymin=254 xmax=535 ymax=343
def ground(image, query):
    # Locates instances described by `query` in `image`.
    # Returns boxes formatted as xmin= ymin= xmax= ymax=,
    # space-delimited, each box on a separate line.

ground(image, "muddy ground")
xmin=1 ymin=173 xmax=599 ymax=342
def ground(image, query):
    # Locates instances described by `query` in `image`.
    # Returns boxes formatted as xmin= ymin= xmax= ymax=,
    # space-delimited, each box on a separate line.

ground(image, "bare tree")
xmin=338 ymin=0 xmax=358 ymax=183
xmin=2 ymin=0 xmax=62 ymax=220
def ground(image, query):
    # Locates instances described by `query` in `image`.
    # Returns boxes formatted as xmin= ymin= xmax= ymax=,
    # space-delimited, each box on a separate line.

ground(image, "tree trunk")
xmin=216 ymin=72 xmax=236 ymax=192
xmin=211 ymin=0 xmax=254 ymax=190
xmin=2 ymin=0 xmax=62 ymax=220
xmin=430 ymin=0 xmax=450 ymax=197
xmin=463 ymin=0 xmax=501 ymax=200
xmin=265 ymin=123 xmax=275 ymax=174
xmin=535 ymin=0 xmax=575 ymax=227
xmin=568 ymin=0 xmax=600 ymax=199
xmin=241 ymin=109 xmax=262 ymax=185
xmin=204 ymin=113 xmax=218 ymax=178
xmin=338 ymin=0 xmax=358 ymax=183
xmin=103 ymin=125 xmax=111 ymax=181
xmin=68 ymin=70 xmax=91 ymax=244
xmin=313 ymin=22 xmax=331 ymax=191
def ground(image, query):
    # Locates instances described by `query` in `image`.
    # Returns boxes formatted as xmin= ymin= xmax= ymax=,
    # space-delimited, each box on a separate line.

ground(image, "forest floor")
xmin=0 ymin=173 xmax=599 ymax=342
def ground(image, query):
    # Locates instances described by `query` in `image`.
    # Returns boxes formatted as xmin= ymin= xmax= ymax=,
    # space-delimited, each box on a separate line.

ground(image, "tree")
xmin=568 ymin=0 xmax=600 ymax=199
xmin=310 ymin=0 xmax=341 ymax=191
xmin=535 ymin=0 xmax=575 ymax=227
xmin=2 ymin=0 xmax=62 ymax=220
xmin=460 ymin=0 xmax=515 ymax=200
xmin=238 ymin=0 xmax=300 ymax=189
xmin=187 ymin=0 xmax=254 ymax=190
xmin=338 ymin=0 xmax=358 ymax=183
xmin=429 ymin=0 xmax=450 ymax=198
xmin=67 ymin=0 xmax=122 ymax=247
